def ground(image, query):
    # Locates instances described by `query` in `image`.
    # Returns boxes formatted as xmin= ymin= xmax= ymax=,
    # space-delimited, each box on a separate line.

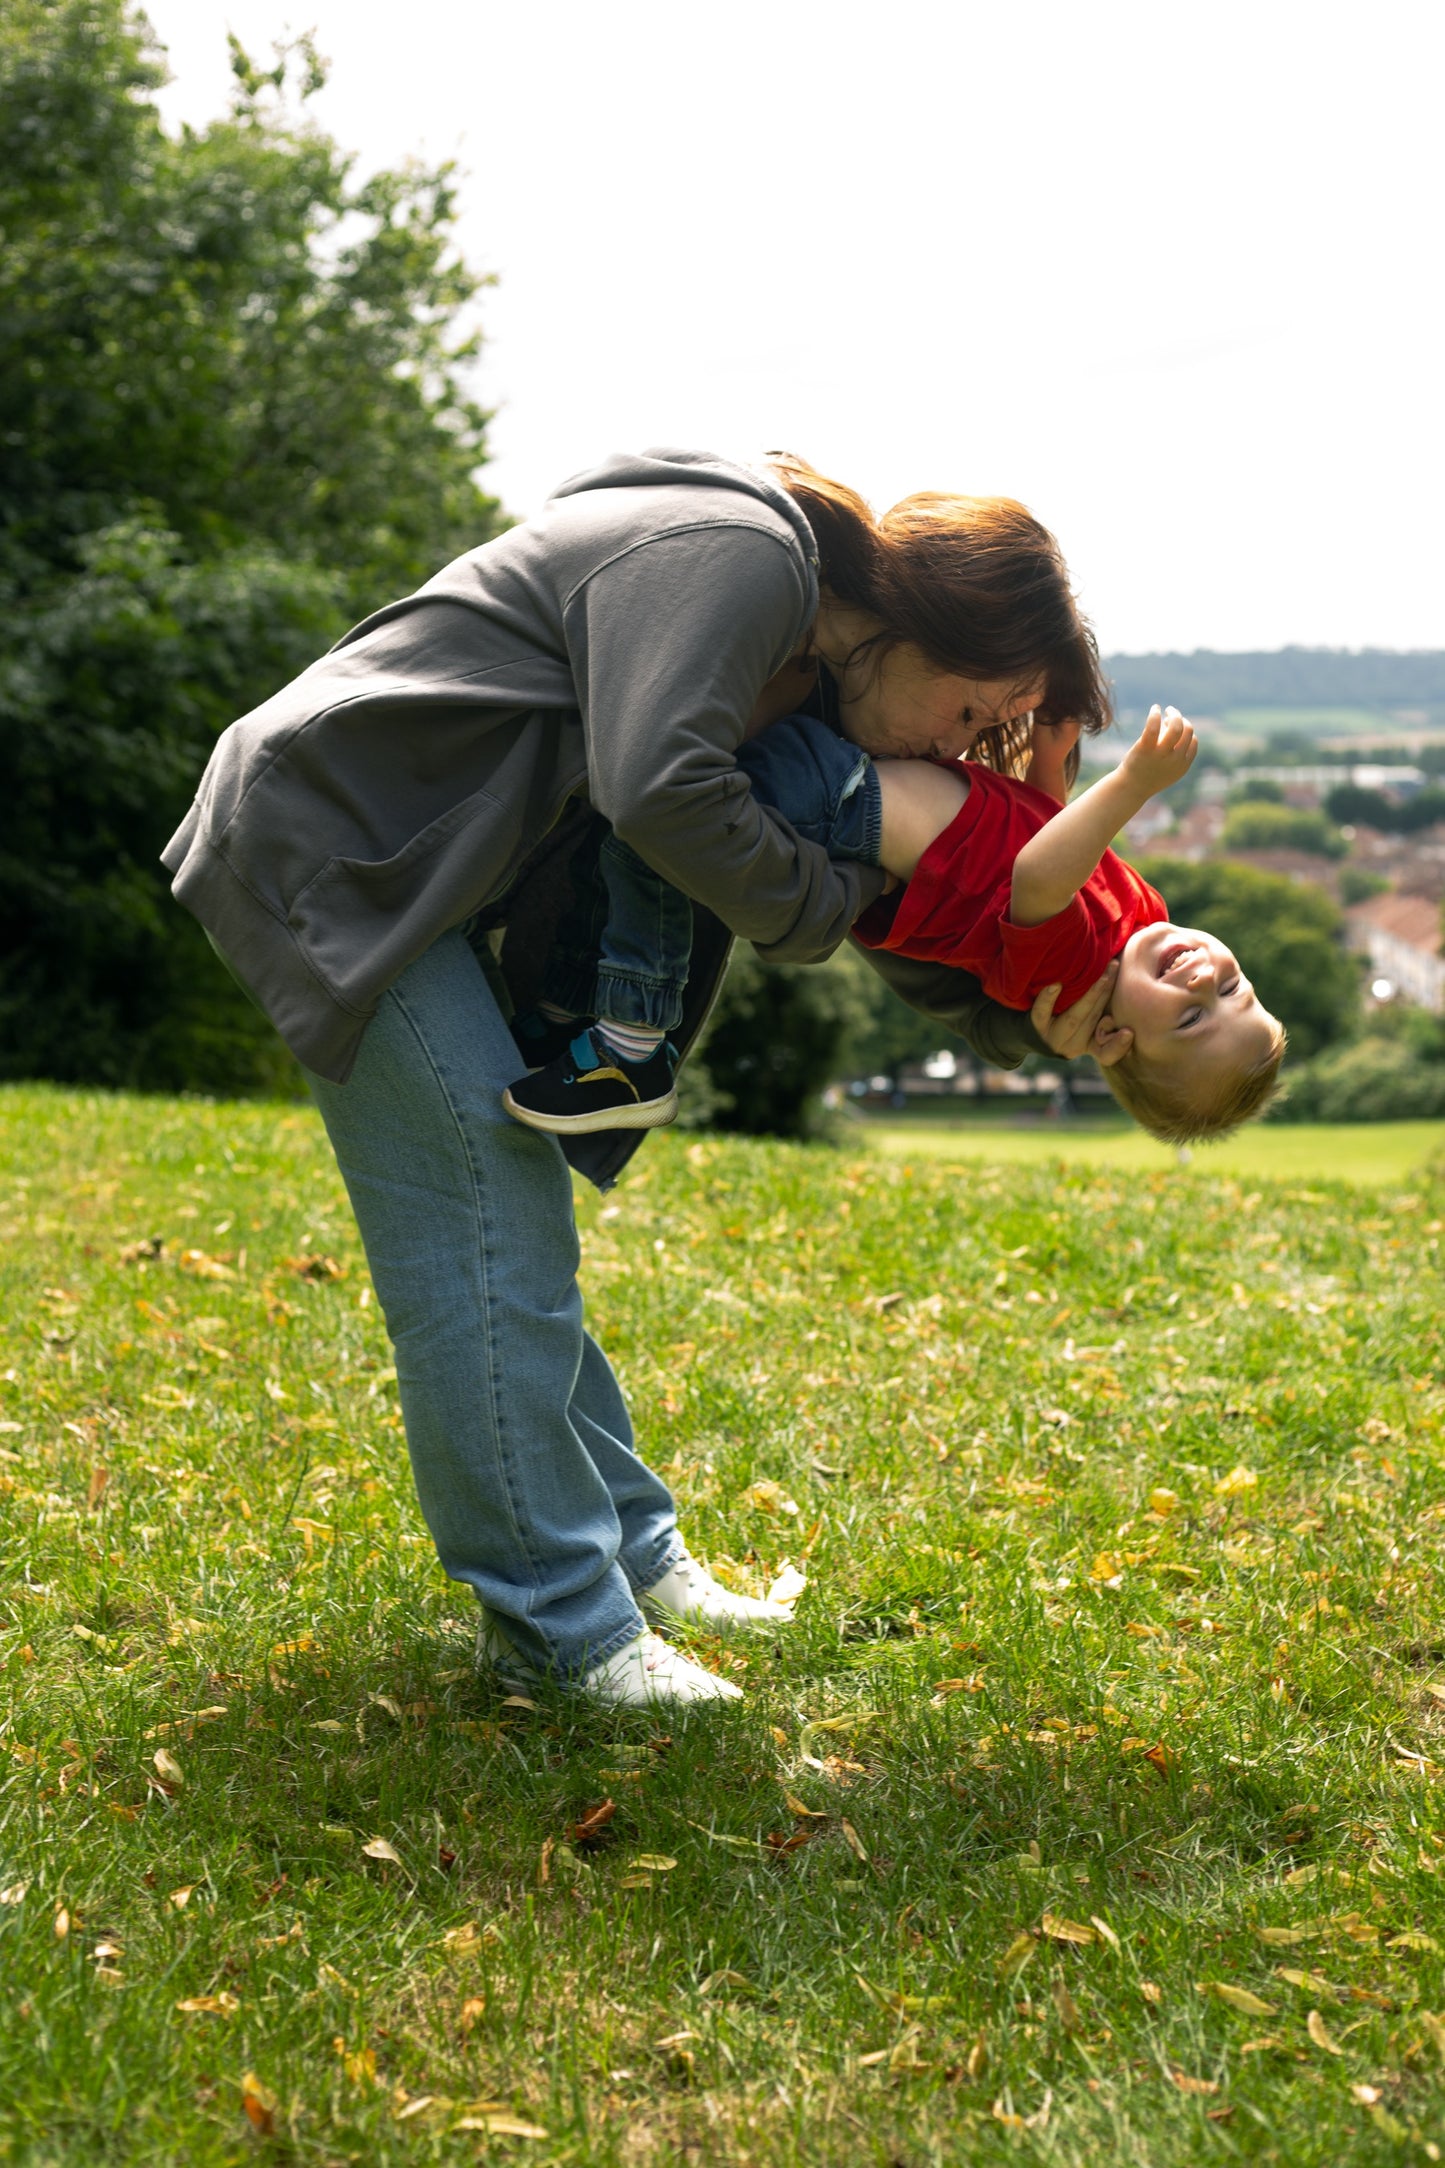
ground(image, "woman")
xmin=163 ymin=448 xmax=1116 ymax=1706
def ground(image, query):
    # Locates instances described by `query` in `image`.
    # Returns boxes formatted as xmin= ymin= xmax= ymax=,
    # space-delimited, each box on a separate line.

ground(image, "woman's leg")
xmin=306 ymin=927 xmax=683 ymax=1679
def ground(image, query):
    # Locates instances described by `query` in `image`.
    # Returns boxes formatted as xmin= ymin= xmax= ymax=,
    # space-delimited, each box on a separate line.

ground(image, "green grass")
xmin=858 ymin=1118 xmax=1445 ymax=1189
xmin=3 ymin=1081 xmax=1445 ymax=2165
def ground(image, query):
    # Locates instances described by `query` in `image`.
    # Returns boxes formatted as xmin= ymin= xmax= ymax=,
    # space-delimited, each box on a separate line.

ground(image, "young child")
xmin=503 ymin=705 xmax=1286 ymax=1143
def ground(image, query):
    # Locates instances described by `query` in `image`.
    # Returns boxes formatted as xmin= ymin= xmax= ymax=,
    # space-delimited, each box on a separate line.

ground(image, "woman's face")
xmin=835 ymin=643 xmax=1045 ymax=761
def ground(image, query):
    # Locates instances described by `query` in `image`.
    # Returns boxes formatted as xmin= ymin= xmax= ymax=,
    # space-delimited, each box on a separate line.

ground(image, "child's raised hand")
xmin=1118 ymin=704 xmax=1197 ymax=797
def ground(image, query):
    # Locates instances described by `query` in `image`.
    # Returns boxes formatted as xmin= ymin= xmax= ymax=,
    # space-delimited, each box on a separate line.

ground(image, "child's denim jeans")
xmin=541 ymin=715 xmax=881 ymax=1029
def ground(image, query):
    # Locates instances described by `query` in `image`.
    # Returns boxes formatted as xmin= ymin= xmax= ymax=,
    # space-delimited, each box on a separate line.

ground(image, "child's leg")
xmin=502 ymin=832 xmax=689 ymax=1135
xmin=592 ymin=832 xmax=692 ymax=1057
xmin=734 ymin=713 xmax=883 ymax=863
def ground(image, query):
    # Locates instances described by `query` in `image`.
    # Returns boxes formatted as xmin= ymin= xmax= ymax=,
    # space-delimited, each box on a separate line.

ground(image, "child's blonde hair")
xmin=1104 ymin=1021 xmax=1287 ymax=1145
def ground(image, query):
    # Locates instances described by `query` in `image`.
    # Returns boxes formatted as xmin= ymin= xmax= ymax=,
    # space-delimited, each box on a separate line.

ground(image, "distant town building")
xmin=1233 ymin=764 xmax=1426 ymax=798
xmin=1345 ymin=893 xmax=1445 ymax=1013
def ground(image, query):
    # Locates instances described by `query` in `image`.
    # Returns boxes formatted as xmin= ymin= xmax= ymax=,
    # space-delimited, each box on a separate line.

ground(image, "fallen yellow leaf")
xmin=1214 ymin=1465 xmax=1258 ymax=1498
xmin=1307 ymin=2009 xmax=1344 ymax=2056
xmin=997 ymin=1932 xmax=1037 ymax=1978
xmin=1199 ymin=1981 xmax=1276 ymax=2017
xmin=360 ymin=1837 xmax=403 ymax=1866
xmin=1040 ymin=1914 xmax=1096 ymax=1946
xmin=176 ymin=1992 xmax=239 ymax=2017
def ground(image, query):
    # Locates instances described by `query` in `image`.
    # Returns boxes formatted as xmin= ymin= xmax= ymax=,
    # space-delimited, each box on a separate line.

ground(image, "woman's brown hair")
xmin=768 ymin=452 xmax=1110 ymax=776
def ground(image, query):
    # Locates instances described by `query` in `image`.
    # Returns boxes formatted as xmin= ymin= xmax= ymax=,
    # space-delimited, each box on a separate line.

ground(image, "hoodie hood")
xmin=548 ymin=447 xmax=821 ymax=578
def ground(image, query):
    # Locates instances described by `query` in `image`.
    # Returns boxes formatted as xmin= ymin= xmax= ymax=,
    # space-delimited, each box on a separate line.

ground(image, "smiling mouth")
xmin=1155 ymin=940 xmax=1202 ymax=980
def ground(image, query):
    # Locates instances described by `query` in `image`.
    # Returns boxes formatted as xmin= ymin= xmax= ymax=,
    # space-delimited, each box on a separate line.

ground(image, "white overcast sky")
xmin=142 ymin=0 xmax=1442 ymax=655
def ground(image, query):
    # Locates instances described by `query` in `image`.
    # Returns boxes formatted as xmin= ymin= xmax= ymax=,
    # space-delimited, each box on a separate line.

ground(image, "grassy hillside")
xmin=2 ymin=1085 xmax=1444 ymax=2164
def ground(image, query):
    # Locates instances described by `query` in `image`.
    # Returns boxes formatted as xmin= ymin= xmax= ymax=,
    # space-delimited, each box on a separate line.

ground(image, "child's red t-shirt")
xmin=853 ymin=761 xmax=1167 ymax=1011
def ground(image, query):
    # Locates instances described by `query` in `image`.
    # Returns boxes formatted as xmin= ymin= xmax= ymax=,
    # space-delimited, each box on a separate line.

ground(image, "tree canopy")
xmin=0 ymin=1 xmax=504 ymax=1091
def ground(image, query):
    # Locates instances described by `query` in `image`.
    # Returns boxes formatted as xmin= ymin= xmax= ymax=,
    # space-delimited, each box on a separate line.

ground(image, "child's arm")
xmin=1009 ymin=705 xmax=1196 ymax=928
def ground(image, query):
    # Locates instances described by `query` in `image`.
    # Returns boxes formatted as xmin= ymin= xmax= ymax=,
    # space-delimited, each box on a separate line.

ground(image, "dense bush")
xmin=1137 ymin=857 xmax=1358 ymax=1061
xmin=1220 ymin=803 xmax=1348 ymax=859
xmin=1324 ymin=784 xmax=1445 ymax=835
xmin=1271 ymin=1034 xmax=1445 ymax=1122
xmin=686 ymin=946 xmax=878 ymax=1138
xmin=0 ymin=2 xmax=503 ymax=1091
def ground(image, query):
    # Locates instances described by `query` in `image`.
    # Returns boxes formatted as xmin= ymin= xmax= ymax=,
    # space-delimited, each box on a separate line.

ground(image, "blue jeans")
xmin=543 ymin=716 xmax=881 ymax=1028
xmin=305 ymin=927 xmax=683 ymax=1679
xmin=541 ymin=826 xmax=694 ymax=1032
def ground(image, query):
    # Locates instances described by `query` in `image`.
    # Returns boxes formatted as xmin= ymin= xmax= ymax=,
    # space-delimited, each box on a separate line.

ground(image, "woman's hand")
xmin=1030 ymin=958 xmax=1120 ymax=1060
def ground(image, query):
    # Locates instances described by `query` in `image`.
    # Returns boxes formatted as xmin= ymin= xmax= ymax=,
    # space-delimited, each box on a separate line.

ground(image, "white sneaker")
xmin=475 ymin=1615 xmax=742 ymax=1706
xmin=583 ymin=1630 xmax=743 ymax=1707
xmin=641 ymin=1551 xmax=797 ymax=1632
xmin=475 ymin=1614 xmax=535 ymax=1693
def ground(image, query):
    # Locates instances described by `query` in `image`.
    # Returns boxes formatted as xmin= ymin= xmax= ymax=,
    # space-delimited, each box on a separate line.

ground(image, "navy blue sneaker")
xmin=503 ymin=1030 xmax=679 ymax=1134
xmin=510 ymin=1006 xmax=594 ymax=1070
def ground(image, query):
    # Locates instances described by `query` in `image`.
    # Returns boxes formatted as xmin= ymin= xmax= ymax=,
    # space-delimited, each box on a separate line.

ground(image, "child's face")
xmin=1108 ymin=922 xmax=1280 ymax=1079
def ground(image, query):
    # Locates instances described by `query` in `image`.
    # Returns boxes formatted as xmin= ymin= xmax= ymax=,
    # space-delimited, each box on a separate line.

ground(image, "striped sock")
xmin=538 ymin=999 xmax=579 ymax=1024
xmin=595 ymin=1018 xmax=665 ymax=1065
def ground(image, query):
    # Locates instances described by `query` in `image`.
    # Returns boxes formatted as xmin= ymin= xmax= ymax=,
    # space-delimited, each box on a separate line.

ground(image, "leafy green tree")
xmin=1220 ymin=804 xmax=1348 ymax=859
xmin=690 ymin=947 xmax=880 ymax=1138
xmin=0 ymin=1 xmax=503 ymax=1090
xmin=1229 ymin=777 xmax=1286 ymax=806
xmin=1138 ymin=857 xmax=1358 ymax=1060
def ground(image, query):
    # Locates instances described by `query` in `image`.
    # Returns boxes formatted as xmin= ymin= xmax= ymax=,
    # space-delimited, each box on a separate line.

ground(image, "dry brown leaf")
xmin=176 ymin=1992 xmax=239 ymax=2017
xmin=1140 ymin=1981 xmax=1163 ymax=2005
xmin=168 ymin=1886 xmax=194 ymax=1910
xmin=1040 ymin=1913 xmax=1095 ymax=1946
xmin=53 ymin=1907 xmax=70 ymax=1940
xmin=360 ymin=1837 xmax=403 ymax=1867
xmin=0 ymin=1882 xmax=30 ymax=1906
xmin=739 ymin=1479 xmax=799 ymax=1517
xmin=1172 ymin=2070 xmax=1219 ymax=2096
xmin=459 ymin=1996 xmax=486 ymax=2034
xmin=784 ymin=1792 xmax=826 ymax=1819
xmin=1256 ymin=1925 xmax=1312 ymax=1947
xmin=152 ymin=1748 xmax=184 ymax=1787
xmin=1089 ymin=1915 xmax=1121 ymax=1952
xmin=1053 ymin=1979 xmax=1082 ymax=2032
xmin=570 ymin=1799 xmax=616 ymax=1844
xmin=144 ymin=1706 xmax=227 ymax=1740
xmin=1388 ymin=1931 xmax=1442 ymax=1953
xmin=1240 ymin=2036 xmax=1287 ymax=2055
xmin=240 ymin=2072 xmax=276 ymax=2135
xmin=442 ymin=1922 xmax=481 ymax=1953
xmin=1307 ymin=2009 xmax=1344 ymax=2056
xmin=455 ymin=2113 xmax=549 ymax=2139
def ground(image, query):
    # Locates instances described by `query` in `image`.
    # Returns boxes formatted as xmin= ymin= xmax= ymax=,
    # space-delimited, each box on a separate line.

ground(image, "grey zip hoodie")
xmin=162 ymin=449 xmax=890 ymax=1081
xmin=163 ymin=447 xmax=1045 ymax=1094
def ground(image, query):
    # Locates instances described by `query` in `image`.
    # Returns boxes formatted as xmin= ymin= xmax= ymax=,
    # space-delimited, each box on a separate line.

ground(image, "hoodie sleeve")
xmin=849 ymin=939 xmax=1051 ymax=1070
xmin=563 ymin=523 xmax=885 ymax=962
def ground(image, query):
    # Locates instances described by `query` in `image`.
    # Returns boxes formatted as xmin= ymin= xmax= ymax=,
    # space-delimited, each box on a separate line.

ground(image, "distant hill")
xmin=1104 ymin=649 xmax=1445 ymax=711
